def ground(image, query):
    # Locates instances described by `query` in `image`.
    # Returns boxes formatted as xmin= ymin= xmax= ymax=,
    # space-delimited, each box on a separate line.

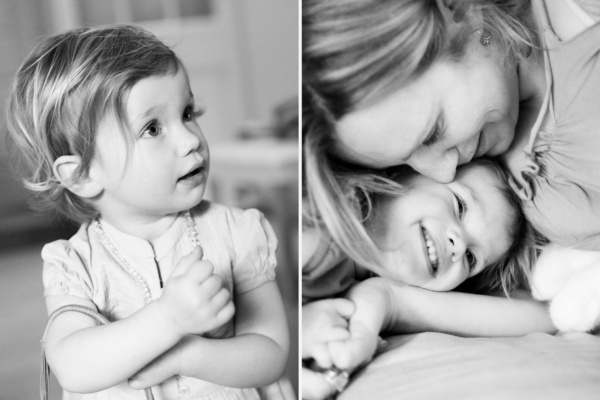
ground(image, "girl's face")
xmin=369 ymin=165 xmax=514 ymax=291
xmin=334 ymin=48 xmax=520 ymax=183
xmin=90 ymin=69 xmax=209 ymax=222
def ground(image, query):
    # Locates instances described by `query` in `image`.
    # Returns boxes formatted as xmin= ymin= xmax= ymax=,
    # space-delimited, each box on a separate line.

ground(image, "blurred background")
xmin=0 ymin=0 xmax=298 ymax=398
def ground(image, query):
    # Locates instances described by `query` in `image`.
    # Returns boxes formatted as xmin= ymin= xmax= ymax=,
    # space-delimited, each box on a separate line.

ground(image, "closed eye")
xmin=423 ymin=115 xmax=445 ymax=147
xmin=423 ymin=126 xmax=443 ymax=147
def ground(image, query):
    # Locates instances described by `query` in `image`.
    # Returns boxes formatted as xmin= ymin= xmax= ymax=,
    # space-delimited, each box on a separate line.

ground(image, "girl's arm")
xmin=330 ymin=277 xmax=556 ymax=370
xmin=130 ymin=280 xmax=290 ymax=389
xmin=362 ymin=277 xmax=557 ymax=337
xmin=328 ymin=278 xmax=392 ymax=370
xmin=44 ymin=248 xmax=234 ymax=393
xmin=45 ymin=295 xmax=181 ymax=393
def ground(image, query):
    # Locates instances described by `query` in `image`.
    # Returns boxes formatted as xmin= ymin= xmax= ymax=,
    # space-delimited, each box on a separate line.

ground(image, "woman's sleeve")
xmin=41 ymin=240 xmax=94 ymax=300
xmin=230 ymin=209 xmax=278 ymax=295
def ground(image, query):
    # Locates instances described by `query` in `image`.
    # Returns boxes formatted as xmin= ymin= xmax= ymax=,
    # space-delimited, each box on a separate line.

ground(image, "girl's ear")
xmin=53 ymin=155 xmax=103 ymax=198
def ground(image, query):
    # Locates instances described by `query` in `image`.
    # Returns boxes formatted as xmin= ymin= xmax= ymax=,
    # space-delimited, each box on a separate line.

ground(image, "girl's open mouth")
xmin=178 ymin=167 xmax=202 ymax=181
xmin=421 ymin=226 xmax=439 ymax=276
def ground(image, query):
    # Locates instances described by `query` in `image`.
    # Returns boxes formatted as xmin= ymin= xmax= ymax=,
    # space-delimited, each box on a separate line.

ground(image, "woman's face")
xmin=334 ymin=49 xmax=520 ymax=183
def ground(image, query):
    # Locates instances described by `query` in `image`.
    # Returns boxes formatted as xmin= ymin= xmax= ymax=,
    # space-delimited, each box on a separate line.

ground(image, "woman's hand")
xmin=302 ymin=299 xmax=355 ymax=368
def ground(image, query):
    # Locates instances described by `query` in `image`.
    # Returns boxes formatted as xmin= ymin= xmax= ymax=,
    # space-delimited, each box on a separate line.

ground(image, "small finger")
xmin=198 ymin=274 xmax=224 ymax=297
xmin=311 ymin=343 xmax=333 ymax=369
xmin=171 ymin=247 xmax=202 ymax=277
xmin=210 ymin=287 xmax=231 ymax=310
xmin=187 ymin=261 xmax=215 ymax=284
xmin=215 ymin=301 xmax=235 ymax=323
xmin=302 ymin=367 xmax=336 ymax=400
xmin=322 ymin=326 xmax=351 ymax=342
xmin=328 ymin=341 xmax=353 ymax=370
xmin=331 ymin=298 xmax=355 ymax=319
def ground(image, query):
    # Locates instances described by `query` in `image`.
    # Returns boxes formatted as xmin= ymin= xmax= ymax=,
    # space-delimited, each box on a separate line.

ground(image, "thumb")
xmin=171 ymin=246 xmax=202 ymax=277
xmin=332 ymin=298 xmax=355 ymax=319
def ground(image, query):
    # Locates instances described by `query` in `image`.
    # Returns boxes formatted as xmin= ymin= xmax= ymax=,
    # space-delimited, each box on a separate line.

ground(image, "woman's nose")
xmin=410 ymin=150 xmax=458 ymax=183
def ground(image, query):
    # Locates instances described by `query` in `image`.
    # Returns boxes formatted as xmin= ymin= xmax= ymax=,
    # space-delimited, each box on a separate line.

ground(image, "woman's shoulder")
xmin=540 ymin=0 xmax=599 ymax=42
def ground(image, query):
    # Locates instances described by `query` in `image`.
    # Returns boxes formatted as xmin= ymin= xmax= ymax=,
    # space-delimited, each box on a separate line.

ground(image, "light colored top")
xmin=508 ymin=0 xmax=600 ymax=249
xmin=42 ymin=201 xmax=277 ymax=400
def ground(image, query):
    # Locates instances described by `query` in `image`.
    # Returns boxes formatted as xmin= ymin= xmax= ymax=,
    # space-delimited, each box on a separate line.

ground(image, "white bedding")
xmin=340 ymin=331 xmax=600 ymax=400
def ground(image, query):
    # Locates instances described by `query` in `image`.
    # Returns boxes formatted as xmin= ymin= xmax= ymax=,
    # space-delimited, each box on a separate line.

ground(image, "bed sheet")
xmin=339 ymin=331 xmax=600 ymax=400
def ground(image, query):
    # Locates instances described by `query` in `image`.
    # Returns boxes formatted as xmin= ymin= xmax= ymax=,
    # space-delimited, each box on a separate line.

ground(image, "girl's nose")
xmin=177 ymin=124 xmax=203 ymax=156
xmin=447 ymin=226 xmax=467 ymax=263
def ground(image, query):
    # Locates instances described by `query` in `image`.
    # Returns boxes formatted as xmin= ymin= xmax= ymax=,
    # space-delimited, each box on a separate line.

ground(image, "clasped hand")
xmin=302 ymin=298 xmax=380 ymax=400
xmin=158 ymin=246 xmax=235 ymax=337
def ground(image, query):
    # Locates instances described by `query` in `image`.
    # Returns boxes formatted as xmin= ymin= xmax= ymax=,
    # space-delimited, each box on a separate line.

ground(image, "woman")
xmin=303 ymin=0 xmax=600 ymax=398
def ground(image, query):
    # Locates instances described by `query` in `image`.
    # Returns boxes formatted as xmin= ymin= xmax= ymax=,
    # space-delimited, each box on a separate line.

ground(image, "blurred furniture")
xmin=209 ymin=137 xmax=299 ymax=302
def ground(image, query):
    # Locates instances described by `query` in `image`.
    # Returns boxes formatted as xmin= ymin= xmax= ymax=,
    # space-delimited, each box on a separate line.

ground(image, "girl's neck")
xmin=99 ymin=211 xmax=180 ymax=245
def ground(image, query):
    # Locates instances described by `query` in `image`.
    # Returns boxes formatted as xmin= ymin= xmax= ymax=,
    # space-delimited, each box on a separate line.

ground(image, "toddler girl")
xmin=302 ymin=159 xmax=540 ymax=399
xmin=7 ymin=25 xmax=289 ymax=399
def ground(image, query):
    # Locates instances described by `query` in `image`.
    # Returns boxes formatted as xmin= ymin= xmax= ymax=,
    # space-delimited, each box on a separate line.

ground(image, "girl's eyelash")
xmin=141 ymin=120 xmax=161 ymax=138
xmin=454 ymin=193 xmax=468 ymax=218
xmin=453 ymin=192 xmax=476 ymax=271
xmin=184 ymin=105 xmax=205 ymax=121
xmin=466 ymin=250 xmax=478 ymax=272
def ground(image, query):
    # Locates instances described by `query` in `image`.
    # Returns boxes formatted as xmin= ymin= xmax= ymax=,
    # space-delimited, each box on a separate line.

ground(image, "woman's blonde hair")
xmin=303 ymin=0 xmax=537 ymax=277
xmin=6 ymin=25 xmax=181 ymax=223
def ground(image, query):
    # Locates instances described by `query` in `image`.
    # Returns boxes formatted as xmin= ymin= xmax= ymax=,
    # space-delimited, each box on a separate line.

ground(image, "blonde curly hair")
xmin=6 ymin=25 xmax=182 ymax=223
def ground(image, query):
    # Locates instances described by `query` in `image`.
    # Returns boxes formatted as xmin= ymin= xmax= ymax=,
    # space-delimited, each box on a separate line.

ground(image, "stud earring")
xmin=479 ymin=29 xmax=492 ymax=46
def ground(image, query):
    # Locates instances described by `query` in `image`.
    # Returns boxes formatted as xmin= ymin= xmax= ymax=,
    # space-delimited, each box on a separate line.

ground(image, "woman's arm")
xmin=130 ymin=280 xmax=290 ymax=389
xmin=44 ymin=249 xmax=234 ymax=393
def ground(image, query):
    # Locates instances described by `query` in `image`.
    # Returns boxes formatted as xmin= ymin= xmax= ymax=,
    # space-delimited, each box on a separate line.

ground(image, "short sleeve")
xmin=42 ymin=240 xmax=94 ymax=299
xmin=230 ymin=209 xmax=278 ymax=294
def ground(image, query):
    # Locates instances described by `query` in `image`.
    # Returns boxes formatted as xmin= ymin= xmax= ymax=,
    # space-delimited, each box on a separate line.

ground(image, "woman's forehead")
xmin=334 ymin=85 xmax=440 ymax=167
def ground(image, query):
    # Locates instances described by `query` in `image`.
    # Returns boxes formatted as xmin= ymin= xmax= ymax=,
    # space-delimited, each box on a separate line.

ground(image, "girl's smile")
xmin=421 ymin=225 xmax=440 ymax=277
xmin=367 ymin=163 xmax=514 ymax=291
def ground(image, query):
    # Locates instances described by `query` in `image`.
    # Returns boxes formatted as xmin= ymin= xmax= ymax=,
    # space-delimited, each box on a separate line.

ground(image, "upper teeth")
xmin=423 ymin=228 xmax=438 ymax=266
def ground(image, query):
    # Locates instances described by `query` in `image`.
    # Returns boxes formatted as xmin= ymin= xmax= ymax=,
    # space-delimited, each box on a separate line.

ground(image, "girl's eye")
xmin=466 ymin=250 xmax=478 ymax=272
xmin=453 ymin=193 xmax=468 ymax=219
xmin=142 ymin=121 xmax=161 ymax=138
xmin=183 ymin=106 xmax=204 ymax=122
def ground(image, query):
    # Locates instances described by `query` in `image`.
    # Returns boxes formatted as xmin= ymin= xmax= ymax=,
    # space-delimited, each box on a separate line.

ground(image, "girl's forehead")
xmin=125 ymin=70 xmax=192 ymax=116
